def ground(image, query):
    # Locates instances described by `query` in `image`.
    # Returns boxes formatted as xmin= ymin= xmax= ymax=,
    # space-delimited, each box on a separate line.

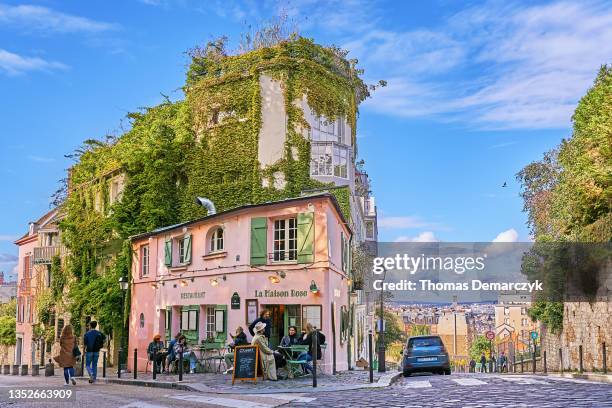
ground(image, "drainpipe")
xmin=195 ymin=197 xmax=216 ymax=215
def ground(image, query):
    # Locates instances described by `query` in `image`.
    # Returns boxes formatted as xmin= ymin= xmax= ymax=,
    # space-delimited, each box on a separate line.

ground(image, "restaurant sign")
xmin=181 ymin=291 xmax=205 ymax=300
xmin=254 ymin=289 xmax=308 ymax=298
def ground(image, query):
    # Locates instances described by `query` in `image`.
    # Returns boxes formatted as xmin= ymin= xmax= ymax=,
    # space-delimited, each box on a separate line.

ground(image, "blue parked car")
xmin=402 ymin=335 xmax=450 ymax=377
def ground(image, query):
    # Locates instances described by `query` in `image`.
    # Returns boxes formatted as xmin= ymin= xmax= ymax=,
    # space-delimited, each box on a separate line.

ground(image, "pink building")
xmin=128 ymin=193 xmax=352 ymax=374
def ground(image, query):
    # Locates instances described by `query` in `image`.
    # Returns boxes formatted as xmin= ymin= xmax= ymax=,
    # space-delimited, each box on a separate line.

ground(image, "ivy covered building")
xmin=15 ymin=37 xmax=378 ymax=370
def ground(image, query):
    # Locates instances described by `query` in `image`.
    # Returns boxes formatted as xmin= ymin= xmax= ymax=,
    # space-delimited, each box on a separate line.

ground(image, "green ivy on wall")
xmin=58 ymin=37 xmax=370 ymax=336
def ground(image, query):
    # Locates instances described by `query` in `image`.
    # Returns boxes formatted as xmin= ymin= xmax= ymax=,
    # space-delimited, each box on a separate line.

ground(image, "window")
xmin=504 ymin=307 xmax=510 ymax=315
xmin=141 ymin=245 xmax=149 ymax=277
xmin=302 ymin=305 xmax=322 ymax=331
xmin=210 ymin=228 xmax=224 ymax=253
xmin=273 ymin=218 xmax=297 ymax=262
xmin=139 ymin=313 xmax=145 ymax=328
xmin=505 ymin=318 xmax=510 ymax=325
xmin=109 ymin=176 xmax=124 ymax=205
xmin=57 ymin=318 xmax=64 ymax=340
xmin=310 ymin=143 xmax=349 ymax=179
xmin=310 ymin=116 xmax=346 ymax=144
xmin=181 ymin=309 xmax=197 ymax=331
xmin=365 ymin=221 xmax=375 ymax=240
xmin=179 ymin=237 xmax=188 ymax=264
xmin=333 ymin=145 xmax=348 ymax=178
xmin=310 ymin=144 xmax=332 ymax=176
xmin=521 ymin=307 xmax=527 ymax=315
xmin=521 ymin=318 xmax=528 ymax=326
xmin=206 ymin=306 xmax=216 ymax=340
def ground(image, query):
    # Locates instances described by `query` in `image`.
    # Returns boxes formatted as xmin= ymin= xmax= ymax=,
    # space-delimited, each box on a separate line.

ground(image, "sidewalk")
xmin=77 ymin=369 xmax=402 ymax=394
xmin=537 ymin=372 xmax=612 ymax=384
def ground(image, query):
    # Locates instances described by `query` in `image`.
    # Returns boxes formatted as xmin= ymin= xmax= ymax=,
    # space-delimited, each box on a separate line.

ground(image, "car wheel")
xmin=403 ymin=370 xmax=411 ymax=377
xmin=445 ymin=369 xmax=451 ymax=375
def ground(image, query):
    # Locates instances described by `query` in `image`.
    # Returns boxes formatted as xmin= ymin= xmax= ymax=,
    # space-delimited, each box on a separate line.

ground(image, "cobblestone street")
xmin=290 ymin=373 xmax=612 ymax=408
xmin=1 ymin=372 xmax=611 ymax=407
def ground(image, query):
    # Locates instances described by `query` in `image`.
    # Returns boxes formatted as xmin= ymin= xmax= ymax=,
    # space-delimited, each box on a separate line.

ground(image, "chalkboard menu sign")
xmin=232 ymin=345 xmax=259 ymax=384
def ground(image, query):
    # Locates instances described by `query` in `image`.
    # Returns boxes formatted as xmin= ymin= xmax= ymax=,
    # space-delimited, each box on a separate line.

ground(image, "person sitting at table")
xmin=222 ymin=326 xmax=248 ymax=375
xmin=251 ymin=321 xmax=277 ymax=381
xmin=174 ymin=334 xmax=198 ymax=374
xmin=165 ymin=332 xmax=181 ymax=372
xmin=297 ymin=323 xmax=326 ymax=374
xmin=147 ymin=334 xmax=167 ymax=373
xmin=280 ymin=326 xmax=299 ymax=347
xmin=249 ymin=310 xmax=272 ymax=339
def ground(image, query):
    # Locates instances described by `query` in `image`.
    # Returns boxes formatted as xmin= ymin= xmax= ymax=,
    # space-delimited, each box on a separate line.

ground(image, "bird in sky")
xmin=502 ymin=182 xmax=507 ymax=187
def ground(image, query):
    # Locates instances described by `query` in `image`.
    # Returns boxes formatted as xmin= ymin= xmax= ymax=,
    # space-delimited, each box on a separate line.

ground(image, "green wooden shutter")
xmin=164 ymin=239 xmax=172 ymax=266
xmin=215 ymin=304 xmax=227 ymax=343
xmin=184 ymin=235 xmax=192 ymax=264
xmin=297 ymin=212 xmax=314 ymax=263
xmin=250 ymin=217 xmax=267 ymax=265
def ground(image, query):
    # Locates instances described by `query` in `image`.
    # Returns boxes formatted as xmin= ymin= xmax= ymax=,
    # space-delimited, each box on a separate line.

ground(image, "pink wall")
xmin=128 ymin=196 xmax=352 ymax=373
xmin=15 ymin=235 xmax=37 ymax=366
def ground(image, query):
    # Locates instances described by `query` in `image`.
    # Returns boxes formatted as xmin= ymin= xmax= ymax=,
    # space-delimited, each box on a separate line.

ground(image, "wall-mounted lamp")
xmin=268 ymin=271 xmax=286 ymax=284
xmin=309 ymin=280 xmax=319 ymax=294
xmin=210 ymin=275 xmax=226 ymax=287
xmin=180 ymin=279 xmax=188 ymax=287
xmin=150 ymin=282 xmax=158 ymax=289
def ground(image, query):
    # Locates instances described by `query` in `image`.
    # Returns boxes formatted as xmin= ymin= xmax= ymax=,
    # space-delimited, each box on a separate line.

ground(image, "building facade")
xmin=14 ymin=209 xmax=66 ymax=367
xmin=127 ymin=194 xmax=352 ymax=374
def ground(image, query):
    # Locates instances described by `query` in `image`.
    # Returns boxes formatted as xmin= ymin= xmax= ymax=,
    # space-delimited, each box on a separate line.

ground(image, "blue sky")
xmin=1 ymin=0 xmax=611 ymax=279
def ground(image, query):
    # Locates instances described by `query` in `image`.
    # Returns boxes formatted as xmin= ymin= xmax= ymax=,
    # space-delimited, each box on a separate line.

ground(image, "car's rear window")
xmin=408 ymin=337 xmax=443 ymax=348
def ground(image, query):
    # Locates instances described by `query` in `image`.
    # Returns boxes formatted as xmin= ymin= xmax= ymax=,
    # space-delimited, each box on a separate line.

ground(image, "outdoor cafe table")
xmin=196 ymin=342 xmax=226 ymax=373
xmin=277 ymin=345 xmax=309 ymax=379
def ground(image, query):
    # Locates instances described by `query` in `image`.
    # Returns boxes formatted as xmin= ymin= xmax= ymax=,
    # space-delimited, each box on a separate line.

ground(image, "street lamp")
xmin=378 ymin=268 xmax=387 ymax=373
xmin=118 ymin=276 xmax=128 ymax=377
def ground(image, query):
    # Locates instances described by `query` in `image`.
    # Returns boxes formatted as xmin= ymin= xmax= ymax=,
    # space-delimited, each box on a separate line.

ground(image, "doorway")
xmin=15 ymin=337 xmax=22 ymax=366
xmin=261 ymin=304 xmax=302 ymax=348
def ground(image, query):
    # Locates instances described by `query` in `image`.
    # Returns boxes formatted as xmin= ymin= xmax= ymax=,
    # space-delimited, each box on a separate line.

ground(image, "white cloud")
xmin=0 ymin=3 xmax=117 ymax=33
xmin=378 ymin=215 xmax=441 ymax=230
xmin=492 ymin=228 xmax=519 ymax=243
xmin=0 ymin=49 xmax=67 ymax=76
xmin=0 ymin=235 xmax=18 ymax=241
xmin=0 ymin=253 xmax=17 ymax=262
xmin=348 ymin=0 xmax=612 ymax=130
xmin=395 ymin=231 xmax=439 ymax=242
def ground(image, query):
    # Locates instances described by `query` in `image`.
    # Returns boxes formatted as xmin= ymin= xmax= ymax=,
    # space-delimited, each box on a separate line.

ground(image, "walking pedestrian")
xmin=490 ymin=353 xmax=497 ymax=373
xmin=248 ymin=310 xmax=272 ymax=339
xmin=469 ymin=358 xmax=476 ymax=373
xmin=53 ymin=324 xmax=77 ymax=386
xmin=83 ymin=321 xmax=105 ymax=383
xmin=479 ymin=352 xmax=487 ymax=373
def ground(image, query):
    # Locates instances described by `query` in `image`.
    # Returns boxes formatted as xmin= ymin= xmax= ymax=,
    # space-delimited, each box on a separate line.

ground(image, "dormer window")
xmin=210 ymin=227 xmax=224 ymax=253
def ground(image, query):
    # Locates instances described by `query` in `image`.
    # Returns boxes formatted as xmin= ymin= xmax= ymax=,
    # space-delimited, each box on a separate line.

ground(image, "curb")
xmin=75 ymin=371 xmax=403 ymax=394
xmin=539 ymin=372 xmax=612 ymax=385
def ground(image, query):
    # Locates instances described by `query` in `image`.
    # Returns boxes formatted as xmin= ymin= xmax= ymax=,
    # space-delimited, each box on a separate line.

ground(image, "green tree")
xmin=409 ymin=324 xmax=431 ymax=337
xmin=0 ymin=299 xmax=16 ymax=347
xmin=469 ymin=335 xmax=491 ymax=361
xmin=376 ymin=309 xmax=405 ymax=348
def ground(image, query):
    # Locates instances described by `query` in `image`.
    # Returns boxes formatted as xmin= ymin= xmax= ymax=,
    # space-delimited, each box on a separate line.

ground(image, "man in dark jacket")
xmin=280 ymin=326 xmax=299 ymax=347
xmin=248 ymin=310 xmax=272 ymax=339
xmin=223 ymin=327 xmax=249 ymax=374
xmin=83 ymin=321 xmax=105 ymax=383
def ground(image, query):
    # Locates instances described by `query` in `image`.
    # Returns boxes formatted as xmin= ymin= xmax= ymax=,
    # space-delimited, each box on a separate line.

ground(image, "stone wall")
xmin=541 ymin=301 xmax=611 ymax=372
